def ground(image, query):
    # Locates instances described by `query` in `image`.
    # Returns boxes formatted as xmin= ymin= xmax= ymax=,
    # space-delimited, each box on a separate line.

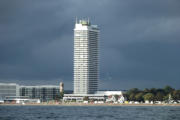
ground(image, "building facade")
xmin=74 ymin=19 xmax=99 ymax=94
xmin=63 ymin=91 xmax=124 ymax=102
xmin=19 ymin=85 xmax=60 ymax=101
xmin=0 ymin=83 xmax=19 ymax=100
xmin=0 ymin=83 xmax=61 ymax=102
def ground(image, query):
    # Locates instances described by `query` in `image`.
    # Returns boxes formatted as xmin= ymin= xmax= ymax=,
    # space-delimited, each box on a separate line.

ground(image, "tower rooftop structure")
xmin=75 ymin=19 xmax=98 ymax=30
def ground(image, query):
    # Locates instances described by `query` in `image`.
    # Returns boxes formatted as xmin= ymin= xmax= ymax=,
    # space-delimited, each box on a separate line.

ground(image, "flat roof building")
xmin=19 ymin=85 xmax=60 ymax=101
xmin=63 ymin=91 xmax=124 ymax=102
xmin=0 ymin=83 xmax=19 ymax=100
xmin=0 ymin=83 xmax=60 ymax=102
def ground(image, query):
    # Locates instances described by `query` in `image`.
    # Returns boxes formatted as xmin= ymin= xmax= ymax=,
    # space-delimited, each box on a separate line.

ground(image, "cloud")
xmin=0 ymin=0 xmax=180 ymax=89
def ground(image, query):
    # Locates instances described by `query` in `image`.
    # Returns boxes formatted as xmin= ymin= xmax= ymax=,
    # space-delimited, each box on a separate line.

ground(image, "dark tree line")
xmin=124 ymin=86 xmax=180 ymax=102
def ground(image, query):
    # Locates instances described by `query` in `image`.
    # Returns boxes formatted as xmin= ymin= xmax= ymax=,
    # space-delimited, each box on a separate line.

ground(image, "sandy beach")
xmin=1 ymin=103 xmax=180 ymax=106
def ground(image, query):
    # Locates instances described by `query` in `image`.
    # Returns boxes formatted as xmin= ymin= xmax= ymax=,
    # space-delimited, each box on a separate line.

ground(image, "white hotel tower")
xmin=74 ymin=19 xmax=99 ymax=94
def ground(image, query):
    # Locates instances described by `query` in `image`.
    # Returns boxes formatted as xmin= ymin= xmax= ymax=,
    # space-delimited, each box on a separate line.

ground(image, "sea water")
xmin=0 ymin=106 xmax=180 ymax=120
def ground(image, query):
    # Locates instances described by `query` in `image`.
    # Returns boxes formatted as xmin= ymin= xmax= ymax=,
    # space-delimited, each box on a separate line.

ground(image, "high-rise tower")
xmin=74 ymin=19 xmax=99 ymax=94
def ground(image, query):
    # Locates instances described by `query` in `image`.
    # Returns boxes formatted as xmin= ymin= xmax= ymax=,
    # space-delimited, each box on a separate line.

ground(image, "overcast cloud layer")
xmin=0 ymin=0 xmax=180 ymax=90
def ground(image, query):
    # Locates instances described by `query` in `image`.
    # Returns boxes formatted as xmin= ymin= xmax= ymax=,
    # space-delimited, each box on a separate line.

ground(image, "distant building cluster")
xmin=0 ymin=83 xmax=125 ymax=104
xmin=0 ymin=19 xmax=126 ymax=105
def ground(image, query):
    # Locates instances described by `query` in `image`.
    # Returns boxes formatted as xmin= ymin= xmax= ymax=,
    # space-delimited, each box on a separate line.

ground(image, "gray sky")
xmin=0 ymin=0 xmax=180 ymax=90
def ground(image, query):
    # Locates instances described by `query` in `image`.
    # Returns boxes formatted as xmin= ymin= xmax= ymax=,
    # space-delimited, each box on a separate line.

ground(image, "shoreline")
xmin=1 ymin=103 xmax=180 ymax=106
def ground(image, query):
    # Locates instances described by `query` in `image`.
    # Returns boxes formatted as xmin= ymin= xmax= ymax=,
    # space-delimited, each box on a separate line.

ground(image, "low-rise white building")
xmin=63 ymin=91 xmax=124 ymax=103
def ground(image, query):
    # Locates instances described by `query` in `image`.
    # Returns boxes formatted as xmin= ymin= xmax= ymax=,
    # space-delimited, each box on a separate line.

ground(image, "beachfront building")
xmin=0 ymin=83 xmax=19 ymax=100
xmin=19 ymin=85 xmax=60 ymax=101
xmin=74 ymin=19 xmax=99 ymax=94
xmin=0 ymin=83 xmax=62 ymax=103
xmin=63 ymin=91 xmax=124 ymax=102
xmin=4 ymin=96 xmax=40 ymax=104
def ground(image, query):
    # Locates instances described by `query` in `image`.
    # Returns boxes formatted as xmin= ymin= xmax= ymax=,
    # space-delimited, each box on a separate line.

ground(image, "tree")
xmin=164 ymin=86 xmax=174 ymax=94
xmin=156 ymin=89 xmax=165 ymax=94
xmin=149 ymin=88 xmax=157 ymax=95
xmin=123 ymin=93 xmax=128 ymax=100
xmin=83 ymin=96 xmax=89 ymax=101
xmin=129 ymin=93 xmax=136 ymax=101
xmin=55 ymin=94 xmax=61 ymax=101
xmin=60 ymin=91 xmax=64 ymax=99
xmin=144 ymin=88 xmax=150 ymax=94
xmin=143 ymin=93 xmax=154 ymax=101
xmin=172 ymin=90 xmax=180 ymax=101
xmin=155 ymin=92 xmax=164 ymax=101
xmin=163 ymin=94 xmax=169 ymax=101
xmin=135 ymin=92 xmax=144 ymax=102
xmin=126 ymin=88 xmax=139 ymax=101
xmin=127 ymin=88 xmax=139 ymax=95
xmin=114 ymin=95 xmax=119 ymax=101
